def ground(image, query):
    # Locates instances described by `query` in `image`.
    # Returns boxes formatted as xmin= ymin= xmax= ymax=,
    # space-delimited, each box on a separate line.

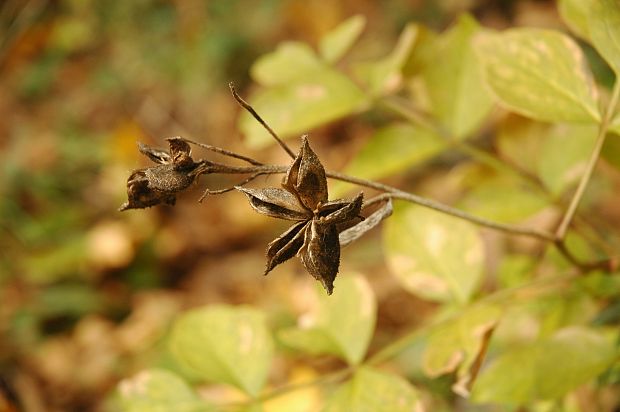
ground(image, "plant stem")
xmin=555 ymin=80 xmax=620 ymax=239
xmin=325 ymin=170 xmax=556 ymax=241
xmin=229 ymin=82 xmax=297 ymax=159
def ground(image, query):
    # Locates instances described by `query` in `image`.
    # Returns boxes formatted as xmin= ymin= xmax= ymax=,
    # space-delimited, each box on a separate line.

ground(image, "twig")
xmin=198 ymin=172 xmax=264 ymax=202
xmin=555 ymin=80 xmax=620 ymax=239
xmin=229 ymin=82 xmax=297 ymax=159
xmin=184 ymin=137 xmax=264 ymax=166
xmin=325 ymin=170 xmax=557 ymax=241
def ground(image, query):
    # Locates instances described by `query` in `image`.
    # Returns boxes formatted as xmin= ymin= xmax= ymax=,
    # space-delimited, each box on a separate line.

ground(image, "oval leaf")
xmin=278 ymin=274 xmax=376 ymax=365
xmin=251 ymin=42 xmax=323 ymax=86
xmin=332 ymin=122 xmax=444 ymax=196
xmin=353 ymin=24 xmax=418 ymax=96
xmin=319 ymin=15 xmax=366 ymax=64
xmin=588 ymin=0 xmax=620 ymax=75
xmin=537 ymin=124 xmax=598 ymax=196
xmin=558 ymin=0 xmax=595 ymax=40
xmin=422 ymin=14 xmax=493 ymax=139
xmin=324 ymin=367 xmax=422 ymax=412
xmin=117 ymin=369 xmax=209 ymax=412
xmin=169 ymin=305 xmax=273 ymax=396
xmin=423 ymin=304 xmax=502 ymax=396
xmin=239 ymin=69 xmax=368 ymax=149
xmin=472 ymin=326 xmax=616 ymax=404
xmin=458 ymin=176 xmax=549 ymax=223
xmin=475 ymin=28 xmax=600 ymax=123
xmin=383 ymin=203 xmax=485 ymax=303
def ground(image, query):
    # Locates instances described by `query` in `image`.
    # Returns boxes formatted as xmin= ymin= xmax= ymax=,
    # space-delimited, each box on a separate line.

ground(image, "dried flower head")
xmin=237 ymin=136 xmax=363 ymax=294
xmin=119 ymin=137 xmax=205 ymax=211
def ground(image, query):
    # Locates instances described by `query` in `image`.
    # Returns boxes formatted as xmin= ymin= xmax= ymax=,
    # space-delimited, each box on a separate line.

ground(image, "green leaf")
xmin=239 ymin=69 xmax=368 ymax=149
xmin=423 ymin=303 xmax=502 ymax=396
xmin=250 ymin=42 xmax=324 ymax=86
xmin=422 ymin=14 xmax=493 ymax=139
xmin=537 ymin=124 xmax=598 ymax=196
xmin=496 ymin=115 xmax=549 ymax=175
xmin=558 ymin=0 xmax=595 ymax=40
xmin=602 ymin=131 xmax=620 ymax=170
xmin=611 ymin=114 xmax=620 ymax=135
xmin=278 ymin=274 xmax=376 ymax=365
xmin=331 ymin=122 xmax=444 ymax=196
xmin=324 ymin=366 xmax=422 ymax=412
xmin=472 ymin=326 xmax=616 ymax=404
xmin=475 ymin=28 xmax=600 ymax=123
xmin=458 ymin=176 xmax=549 ymax=223
xmin=354 ymin=24 xmax=418 ymax=96
xmin=169 ymin=305 xmax=273 ymax=396
xmin=588 ymin=0 xmax=620 ymax=75
xmin=319 ymin=15 xmax=366 ymax=64
xmin=383 ymin=203 xmax=485 ymax=303
xmin=117 ymin=369 xmax=209 ymax=412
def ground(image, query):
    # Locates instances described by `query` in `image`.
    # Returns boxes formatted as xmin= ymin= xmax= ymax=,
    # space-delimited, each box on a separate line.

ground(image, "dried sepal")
xmin=283 ymin=136 xmax=328 ymax=210
xmin=236 ymin=187 xmax=309 ymax=220
xmin=319 ymin=192 xmax=363 ymax=225
xmin=265 ymin=220 xmax=309 ymax=274
xmin=138 ymin=142 xmax=171 ymax=164
xmin=339 ymin=199 xmax=393 ymax=247
xmin=299 ymin=220 xmax=340 ymax=294
xmin=165 ymin=137 xmax=194 ymax=170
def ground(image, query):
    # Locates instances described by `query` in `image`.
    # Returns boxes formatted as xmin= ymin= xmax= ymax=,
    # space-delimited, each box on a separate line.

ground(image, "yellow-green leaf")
xmin=422 ymin=14 xmax=493 ymax=139
xmin=169 ymin=305 xmax=273 ymax=396
xmin=558 ymin=0 xmax=595 ymax=41
xmin=423 ymin=304 xmax=502 ymax=397
xmin=496 ymin=115 xmax=550 ymax=175
xmin=537 ymin=124 xmax=598 ymax=196
xmin=475 ymin=28 xmax=600 ymax=123
xmin=319 ymin=15 xmax=366 ymax=64
xmin=458 ymin=176 xmax=549 ymax=223
xmin=354 ymin=24 xmax=418 ymax=96
xmin=239 ymin=69 xmax=368 ymax=149
xmin=472 ymin=327 xmax=616 ymax=404
xmin=331 ymin=122 xmax=444 ymax=197
xmin=278 ymin=274 xmax=376 ymax=365
xmin=324 ymin=366 xmax=422 ymax=412
xmin=588 ymin=0 xmax=620 ymax=75
xmin=117 ymin=369 xmax=209 ymax=412
xmin=251 ymin=42 xmax=324 ymax=86
xmin=383 ymin=203 xmax=485 ymax=303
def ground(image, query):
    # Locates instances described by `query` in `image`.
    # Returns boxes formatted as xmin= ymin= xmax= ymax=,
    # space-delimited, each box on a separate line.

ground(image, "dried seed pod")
xmin=120 ymin=138 xmax=204 ymax=211
xmin=237 ymin=136 xmax=364 ymax=294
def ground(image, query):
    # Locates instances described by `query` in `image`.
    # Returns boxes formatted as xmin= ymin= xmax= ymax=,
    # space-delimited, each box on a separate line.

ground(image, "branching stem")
xmin=555 ymin=80 xmax=620 ymax=239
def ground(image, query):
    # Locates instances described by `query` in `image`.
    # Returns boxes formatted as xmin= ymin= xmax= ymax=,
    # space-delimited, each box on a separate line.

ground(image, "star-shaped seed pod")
xmin=237 ymin=136 xmax=363 ymax=294
xmin=119 ymin=137 xmax=205 ymax=211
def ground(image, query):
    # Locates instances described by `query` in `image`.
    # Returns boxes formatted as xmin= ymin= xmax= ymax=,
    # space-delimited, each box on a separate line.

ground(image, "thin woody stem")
xmin=555 ymin=80 xmax=620 ymax=239
xmin=198 ymin=172 xmax=265 ymax=202
xmin=229 ymin=82 xmax=297 ymax=159
xmin=185 ymin=137 xmax=264 ymax=166
xmin=325 ymin=170 xmax=556 ymax=241
xmin=199 ymin=161 xmax=556 ymax=241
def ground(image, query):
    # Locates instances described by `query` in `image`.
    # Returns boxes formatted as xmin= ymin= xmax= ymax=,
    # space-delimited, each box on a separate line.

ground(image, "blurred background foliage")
xmin=1 ymin=0 xmax=619 ymax=411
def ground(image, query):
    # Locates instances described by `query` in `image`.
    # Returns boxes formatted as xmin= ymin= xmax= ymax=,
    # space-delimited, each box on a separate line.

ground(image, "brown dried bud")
xmin=119 ymin=137 xmax=204 ymax=211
